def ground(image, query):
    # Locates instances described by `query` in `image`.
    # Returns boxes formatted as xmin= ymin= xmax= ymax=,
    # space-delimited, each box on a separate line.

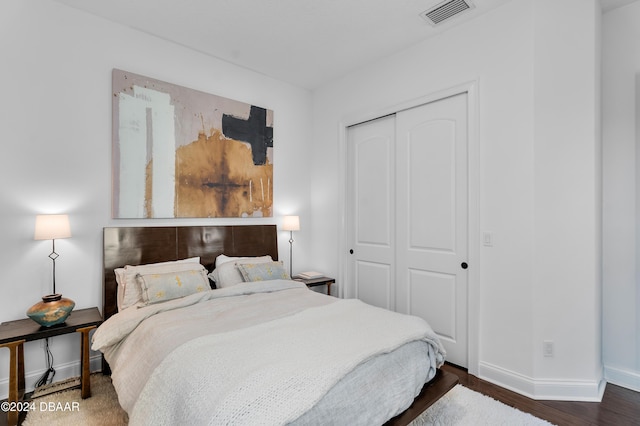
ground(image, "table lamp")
xmin=282 ymin=215 xmax=300 ymax=277
xmin=27 ymin=214 xmax=75 ymax=327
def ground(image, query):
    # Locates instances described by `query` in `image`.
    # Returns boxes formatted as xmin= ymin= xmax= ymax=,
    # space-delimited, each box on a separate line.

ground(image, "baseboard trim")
xmin=479 ymin=361 xmax=605 ymax=402
xmin=0 ymin=355 xmax=102 ymax=400
xmin=605 ymin=365 xmax=640 ymax=392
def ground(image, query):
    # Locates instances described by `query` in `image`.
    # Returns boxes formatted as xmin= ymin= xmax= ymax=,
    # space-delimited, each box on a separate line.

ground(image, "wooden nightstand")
xmin=293 ymin=276 xmax=336 ymax=296
xmin=0 ymin=307 xmax=102 ymax=426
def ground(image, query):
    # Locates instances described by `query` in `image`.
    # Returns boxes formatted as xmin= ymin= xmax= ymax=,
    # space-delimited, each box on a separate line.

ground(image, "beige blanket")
xmin=92 ymin=280 xmax=445 ymax=425
xmin=93 ymin=280 xmax=330 ymax=413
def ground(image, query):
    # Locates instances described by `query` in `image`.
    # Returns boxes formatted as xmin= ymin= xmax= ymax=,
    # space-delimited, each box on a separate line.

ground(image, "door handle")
xmin=461 ymin=262 xmax=468 ymax=269
xmin=349 ymin=249 xmax=354 ymax=254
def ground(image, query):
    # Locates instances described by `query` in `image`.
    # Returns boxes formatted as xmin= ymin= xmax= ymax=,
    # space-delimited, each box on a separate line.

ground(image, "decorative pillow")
xmin=136 ymin=269 xmax=209 ymax=305
xmin=118 ymin=257 xmax=201 ymax=310
xmin=208 ymin=255 xmax=273 ymax=288
xmin=237 ymin=261 xmax=291 ymax=282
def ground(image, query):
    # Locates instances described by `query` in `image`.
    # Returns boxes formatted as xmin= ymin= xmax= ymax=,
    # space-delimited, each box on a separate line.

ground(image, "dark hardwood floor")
xmin=442 ymin=363 xmax=640 ymax=426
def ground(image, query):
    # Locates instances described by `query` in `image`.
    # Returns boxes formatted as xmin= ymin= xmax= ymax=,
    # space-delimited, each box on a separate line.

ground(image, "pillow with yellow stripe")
xmin=237 ymin=261 xmax=291 ymax=282
xmin=136 ymin=268 xmax=209 ymax=305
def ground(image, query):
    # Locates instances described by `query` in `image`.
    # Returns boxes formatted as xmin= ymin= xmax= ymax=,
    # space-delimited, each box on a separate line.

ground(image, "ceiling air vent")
xmin=420 ymin=0 xmax=475 ymax=26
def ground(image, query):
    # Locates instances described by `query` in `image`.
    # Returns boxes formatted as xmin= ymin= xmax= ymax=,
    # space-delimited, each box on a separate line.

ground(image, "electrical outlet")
xmin=543 ymin=340 xmax=554 ymax=357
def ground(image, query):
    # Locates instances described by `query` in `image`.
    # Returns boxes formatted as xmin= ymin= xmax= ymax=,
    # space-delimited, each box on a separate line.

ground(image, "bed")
xmin=94 ymin=225 xmax=458 ymax=425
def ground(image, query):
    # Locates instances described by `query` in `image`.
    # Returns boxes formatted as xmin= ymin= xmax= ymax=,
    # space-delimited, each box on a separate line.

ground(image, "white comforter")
xmin=92 ymin=280 xmax=445 ymax=425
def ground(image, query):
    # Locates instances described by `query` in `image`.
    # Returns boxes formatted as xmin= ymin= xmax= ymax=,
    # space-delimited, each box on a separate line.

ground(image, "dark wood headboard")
xmin=103 ymin=225 xmax=278 ymax=322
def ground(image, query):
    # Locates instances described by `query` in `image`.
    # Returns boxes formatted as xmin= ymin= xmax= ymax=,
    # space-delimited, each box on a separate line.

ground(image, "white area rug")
xmin=410 ymin=384 xmax=554 ymax=426
xmin=23 ymin=376 xmax=553 ymax=425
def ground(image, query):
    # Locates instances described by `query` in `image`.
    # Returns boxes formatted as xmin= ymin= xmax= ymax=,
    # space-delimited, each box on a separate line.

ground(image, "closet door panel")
xmin=396 ymin=93 xmax=468 ymax=367
xmin=408 ymin=269 xmax=457 ymax=340
xmin=356 ymin=261 xmax=392 ymax=310
xmin=407 ymin=119 xmax=457 ymax=252
xmin=346 ymin=115 xmax=395 ymax=310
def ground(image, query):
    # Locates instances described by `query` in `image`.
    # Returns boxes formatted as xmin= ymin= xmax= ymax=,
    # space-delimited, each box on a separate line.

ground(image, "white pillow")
xmin=209 ymin=255 xmax=273 ymax=288
xmin=115 ymin=267 xmax=126 ymax=312
xmin=215 ymin=254 xmax=262 ymax=267
xmin=116 ymin=257 xmax=201 ymax=310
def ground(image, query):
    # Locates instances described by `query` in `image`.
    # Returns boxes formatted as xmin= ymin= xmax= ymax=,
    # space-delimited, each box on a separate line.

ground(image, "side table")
xmin=0 ymin=307 xmax=102 ymax=426
xmin=293 ymin=276 xmax=336 ymax=296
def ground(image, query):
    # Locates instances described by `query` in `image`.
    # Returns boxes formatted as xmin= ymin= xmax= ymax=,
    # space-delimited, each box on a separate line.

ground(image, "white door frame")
xmin=337 ymin=80 xmax=480 ymax=376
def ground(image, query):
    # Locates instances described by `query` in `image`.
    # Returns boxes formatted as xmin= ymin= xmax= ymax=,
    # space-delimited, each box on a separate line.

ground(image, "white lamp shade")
xmin=282 ymin=215 xmax=300 ymax=231
xmin=34 ymin=214 xmax=72 ymax=240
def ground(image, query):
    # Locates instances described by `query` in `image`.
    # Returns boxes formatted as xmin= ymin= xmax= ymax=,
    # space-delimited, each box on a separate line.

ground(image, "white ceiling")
xmin=54 ymin=0 xmax=638 ymax=90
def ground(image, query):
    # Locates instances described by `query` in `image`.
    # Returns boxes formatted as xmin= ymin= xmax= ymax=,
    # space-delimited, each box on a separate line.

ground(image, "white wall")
xmin=312 ymin=0 xmax=604 ymax=400
xmin=531 ymin=0 xmax=603 ymax=396
xmin=602 ymin=1 xmax=640 ymax=392
xmin=1 ymin=0 xmax=629 ymax=403
xmin=0 ymin=0 xmax=313 ymax=397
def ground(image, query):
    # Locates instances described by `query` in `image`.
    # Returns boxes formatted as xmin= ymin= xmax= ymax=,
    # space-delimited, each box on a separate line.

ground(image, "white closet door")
xmin=346 ymin=115 xmax=396 ymax=310
xmin=395 ymin=93 xmax=469 ymax=367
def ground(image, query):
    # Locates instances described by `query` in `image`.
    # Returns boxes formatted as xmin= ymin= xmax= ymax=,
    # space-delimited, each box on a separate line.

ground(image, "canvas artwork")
xmin=112 ymin=69 xmax=273 ymax=218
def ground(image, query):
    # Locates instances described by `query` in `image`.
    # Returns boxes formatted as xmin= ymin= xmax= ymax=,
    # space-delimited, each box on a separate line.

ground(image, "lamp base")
xmin=27 ymin=294 xmax=75 ymax=327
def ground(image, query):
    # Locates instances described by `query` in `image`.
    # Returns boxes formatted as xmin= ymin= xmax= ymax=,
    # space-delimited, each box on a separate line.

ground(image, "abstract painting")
xmin=112 ymin=69 xmax=273 ymax=218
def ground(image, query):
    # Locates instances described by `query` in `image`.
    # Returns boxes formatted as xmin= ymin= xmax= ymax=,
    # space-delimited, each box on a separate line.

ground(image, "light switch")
xmin=482 ymin=231 xmax=493 ymax=247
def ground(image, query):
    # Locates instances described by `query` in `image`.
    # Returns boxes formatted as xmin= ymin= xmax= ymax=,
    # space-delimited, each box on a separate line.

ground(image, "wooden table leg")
xmin=327 ymin=282 xmax=333 ymax=296
xmin=0 ymin=340 xmax=26 ymax=426
xmin=76 ymin=326 xmax=96 ymax=399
